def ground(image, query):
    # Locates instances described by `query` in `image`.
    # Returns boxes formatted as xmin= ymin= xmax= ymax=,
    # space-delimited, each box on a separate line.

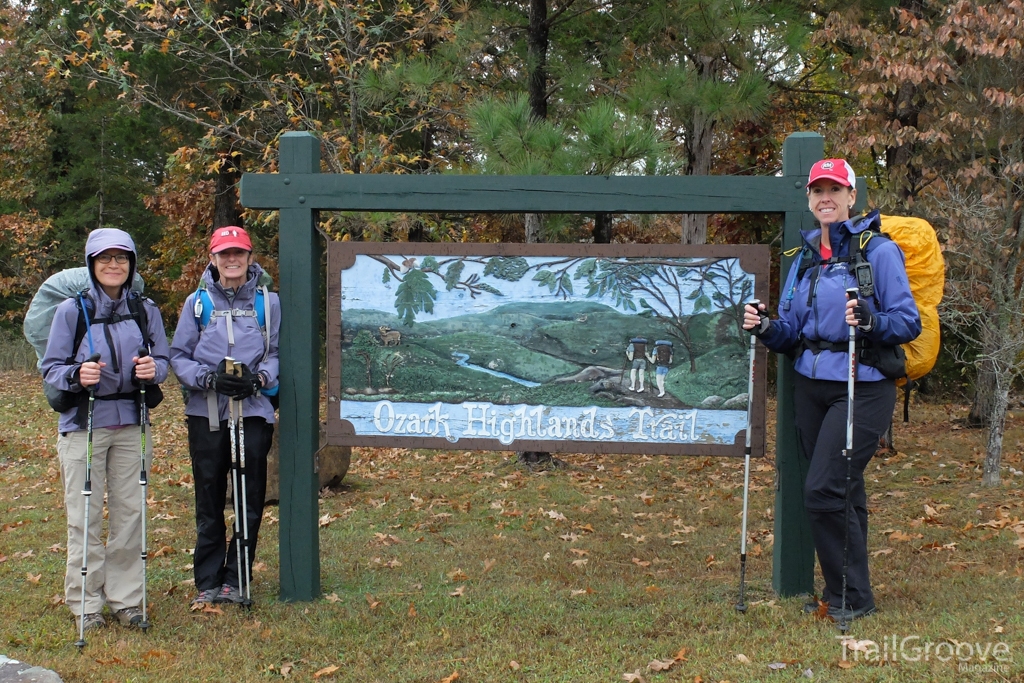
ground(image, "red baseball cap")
xmin=209 ymin=226 xmax=253 ymax=254
xmin=806 ymin=159 xmax=856 ymax=188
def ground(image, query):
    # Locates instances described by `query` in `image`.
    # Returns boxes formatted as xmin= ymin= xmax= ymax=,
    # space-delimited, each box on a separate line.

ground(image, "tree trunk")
xmin=527 ymin=0 xmax=548 ymax=121
xmin=593 ymin=213 xmax=612 ymax=244
xmin=684 ymin=76 xmax=716 ymax=246
xmin=968 ymin=364 xmax=996 ymax=428
xmin=525 ymin=213 xmax=543 ymax=243
xmin=213 ymin=153 xmax=242 ymax=229
xmin=982 ymin=383 xmax=1009 ymax=486
xmin=517 ymin=0 xmax=551 ymax=468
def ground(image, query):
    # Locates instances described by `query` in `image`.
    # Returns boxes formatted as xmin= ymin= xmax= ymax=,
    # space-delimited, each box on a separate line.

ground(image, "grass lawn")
xmin=1 ymin=369 xmax=1023 ymax=682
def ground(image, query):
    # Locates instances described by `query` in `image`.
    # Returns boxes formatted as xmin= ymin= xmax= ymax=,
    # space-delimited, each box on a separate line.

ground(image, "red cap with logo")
xmin=209 ymin=226 xmax=253 ymax=254
xmin=806 ymin=159 xmax=856 ymax=188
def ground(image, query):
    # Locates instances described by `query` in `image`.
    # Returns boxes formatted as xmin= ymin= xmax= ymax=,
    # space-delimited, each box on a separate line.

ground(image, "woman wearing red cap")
xmin=742 ymin=159 xmax=920 ymax=623
xmin=170 ymin=226 xmax=280 ymax=608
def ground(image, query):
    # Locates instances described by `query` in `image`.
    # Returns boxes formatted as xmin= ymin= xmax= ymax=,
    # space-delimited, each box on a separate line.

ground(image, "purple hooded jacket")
xmin=169 ymin=261 xmax=280 ymax=424
xmin=40 ymin=229 xmax=171 ymax=432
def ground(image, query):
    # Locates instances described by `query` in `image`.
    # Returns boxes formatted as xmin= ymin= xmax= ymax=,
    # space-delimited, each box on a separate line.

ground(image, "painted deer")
xmin=379 ymin=326 xmax=402 ymax=346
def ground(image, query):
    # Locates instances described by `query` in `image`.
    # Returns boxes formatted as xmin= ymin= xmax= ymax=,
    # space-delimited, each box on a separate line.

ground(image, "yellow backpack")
xmin=879 ymin=215 xmax=944 ymax=385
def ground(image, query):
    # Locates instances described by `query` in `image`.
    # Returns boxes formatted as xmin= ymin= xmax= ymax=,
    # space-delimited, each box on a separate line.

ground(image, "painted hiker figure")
xmin=170 ymin=226 xmax=280 ymax=609
xmin=743 ymin=159 xmax=920 ymax=625
xmin=40 ymin=228 xmax=170 ymax=637
xmin=647 ymin=340 xmax=673 ymax=398
xmin=625 ymin=337 xmax=648 ymax=393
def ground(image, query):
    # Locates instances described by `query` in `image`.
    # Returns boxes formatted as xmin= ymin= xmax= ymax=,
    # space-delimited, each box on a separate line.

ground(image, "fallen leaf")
xmin=449 ymin=585 xmax=466 ymax=597
xmin=447 ymin=568 xmax=469 ymax=582
xmin=632 ymin=558 xmax=651 ymax=568
xmin=837 ymin=659 xmax=855 ymax=669
xmin=569 ymin=548 xmax=588 ymax=556
xmin=49 ymin=593 xmax=64 ymax=606
xmin=13 ymin=550 xmax=34 ymax=559
xmin=483 ymin=558 xmax=496 ymax=573
xmin=313 ymin=665 xmax=340 ymax=678
xmin=509 ymin=661 xmax=520 ymax=671
xmin=252 ymin=561 xmax=267 ymax=572
xmin=673 ymin=648 xmax=688 ymax=661
xmin=26 ymin=573 xmax=41 ymax=584
xmin=871 ymin=548 xmax=893 ymax=557
xmin=644 ymin=585 xmax=660 ymax=593
xmin=888 ymin=530 xmax=913 ymax=542
xmin=365 ymin=594 xmax=381 ymax=609
xmin=647 ymin=659 xmax=676 ymax=671
xmin=281 ymin=662 xmax=293 ymax=677
xmin=201 ymin=604 xmax=224 ymax=615
xmin=570 ymin=587 xmax=594 ymax=596
xmin=768 ymin=662 xmax=787 ymax=670
xmin=408 ymin=602 xmax=417 ymax=617
xmin=622 ymin=670 xmax=645 ymax=682
xmin=736 ymin=654 xmax=751 ymax=664
xmin=150 ymin=545 xmax=175 ymax=558
xmin=560 ymin=533 xmax=580 ymax=542
xmin=571 ymin=558 xmax=588 ymax=567
xmin=438 ymin=672 xmax=459 ymax=683
xmin=325 ymin=593 xmax=342 ymax=603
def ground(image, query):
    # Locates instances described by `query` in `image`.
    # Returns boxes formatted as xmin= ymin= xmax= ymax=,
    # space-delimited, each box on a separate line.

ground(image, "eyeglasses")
xmin=95 ymin=254 xmax=130 ymax=264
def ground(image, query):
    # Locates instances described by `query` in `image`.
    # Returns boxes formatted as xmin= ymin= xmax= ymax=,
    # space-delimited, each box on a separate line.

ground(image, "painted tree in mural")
xmin=824 ymin=0 xmax=1024 ymax=485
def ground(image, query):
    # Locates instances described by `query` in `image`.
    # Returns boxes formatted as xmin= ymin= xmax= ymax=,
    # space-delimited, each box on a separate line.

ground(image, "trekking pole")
xmin=736 ymin=300 xmax=761 ymax=614
xmin=224 ymin=358 xmax=246 ymax=608
xmin=74 ymin=351 xmax=101 ymax=651
xmin=839 ymin=288 xmax=859 ymax=633
xmin=236 ymin=379 xmax=253 ymax=607
xmin=137 ymin=347 xmax=151 ymax=632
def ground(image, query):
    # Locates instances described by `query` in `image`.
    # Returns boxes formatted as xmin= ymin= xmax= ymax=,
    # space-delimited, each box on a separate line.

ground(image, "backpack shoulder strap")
xmin=69 ymin=290 xmax=91 ymax=363
xmin=126 ymin=292 xmax=154 ymax=350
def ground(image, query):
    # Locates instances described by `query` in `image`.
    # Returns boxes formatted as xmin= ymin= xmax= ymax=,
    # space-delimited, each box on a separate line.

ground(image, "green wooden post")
xmin=275 ymin=132 xmax=322 ymax=601
xmin=772 ymin=132 xmax=820 ymax=596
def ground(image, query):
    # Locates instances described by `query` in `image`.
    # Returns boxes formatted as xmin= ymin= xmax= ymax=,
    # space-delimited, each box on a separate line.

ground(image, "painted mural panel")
xmin=327 ymin=243 xmax=768 ymax=457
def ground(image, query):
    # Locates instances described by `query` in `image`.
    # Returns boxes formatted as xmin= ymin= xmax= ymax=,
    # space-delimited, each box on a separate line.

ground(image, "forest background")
xmin=0 ymin=0 xmax=1022 ymax=483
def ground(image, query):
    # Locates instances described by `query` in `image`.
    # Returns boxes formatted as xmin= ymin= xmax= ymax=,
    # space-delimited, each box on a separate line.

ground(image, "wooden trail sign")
xmin=327 ymin=242 xmax=769 ymax=458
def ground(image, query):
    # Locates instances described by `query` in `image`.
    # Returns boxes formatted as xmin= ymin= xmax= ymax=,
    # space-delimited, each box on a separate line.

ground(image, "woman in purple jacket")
xmin=41 ymin=228 xmax=171 ymax=632
xmin=170 ymin=226 xmax=280 ymax=608
xmin=743 ymin=159 xmax=921 ymax=623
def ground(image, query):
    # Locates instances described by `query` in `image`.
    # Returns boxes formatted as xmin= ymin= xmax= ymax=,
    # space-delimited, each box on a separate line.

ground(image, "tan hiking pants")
xmin=58 ymin=426 xmax=151 ymax=616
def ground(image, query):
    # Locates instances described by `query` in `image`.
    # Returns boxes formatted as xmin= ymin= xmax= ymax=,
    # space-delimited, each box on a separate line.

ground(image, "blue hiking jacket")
xmin=759 ymin=211 xmax=922 ymax=382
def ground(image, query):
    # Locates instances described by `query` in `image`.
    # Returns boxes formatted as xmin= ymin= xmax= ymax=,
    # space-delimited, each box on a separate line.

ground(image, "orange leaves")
xmin=313 ymin=665 xmax=340 ymax=678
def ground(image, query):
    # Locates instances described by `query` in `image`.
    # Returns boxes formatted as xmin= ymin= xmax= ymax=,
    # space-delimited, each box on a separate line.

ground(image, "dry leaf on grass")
xmin=325 ymin=593 xmax=342 ymax=603
xmin=621 ymin=670 xmax=645 ymax=682
xmin=570 ymin=587 xmax=594 ymax=596
xmin=647 ymin=658 xmax=676 ymax=671
xmin=569 ymin=548 xmax=588 ymax=556
xmin=735 ymin=653 xmax=751 ymax=664
xmin=365 ymin=594 xmax=381 ymax=609
xmin=447 ymin=568 xmax=469 ymax=582
xmin=313 ymin=665 xmax=340 ymax=678
xmin=509 ymin=660 xmax=520 ymax=670
xmin=437 ymin=672 xmax=459 ymax=683
xmin=201 ymin=604 xmax=224 ymax=615
xmin=408 ymin=602 xmax=417 ymax=617
xmin=449 ymin=585 xmax=466 ymax=597
xmin=632 ymin=558 xmax=651 ymax=568
xmin=483 ymin=558 xmax=497 ymax=573
xmin=571 ymin=558 xmax=588 ymax=567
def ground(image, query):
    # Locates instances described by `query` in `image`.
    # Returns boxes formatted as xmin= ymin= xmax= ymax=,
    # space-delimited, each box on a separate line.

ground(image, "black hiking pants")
xmin=187 ymin=416 xmax=273 ymax=593
xmin=793 ymin=373 xmax=896 ymax=611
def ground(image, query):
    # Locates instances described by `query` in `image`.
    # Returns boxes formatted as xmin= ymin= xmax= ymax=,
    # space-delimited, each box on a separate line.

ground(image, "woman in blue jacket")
xmin=744 ymin=159 xmax=921 ymax=622
xmin=170 ymin=226 xmax=280 ymax=608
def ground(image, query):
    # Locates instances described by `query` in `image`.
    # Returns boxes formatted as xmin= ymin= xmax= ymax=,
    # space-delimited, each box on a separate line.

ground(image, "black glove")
xmin=231 ymin=363 xmax=262 ymax=400
xmin=750 ymin=306 xmax=772 ymax=337
xmin=209 ymin=360 xmax=249 ymax=397
xmin=851 ymin=301 xmax=875 ymax=332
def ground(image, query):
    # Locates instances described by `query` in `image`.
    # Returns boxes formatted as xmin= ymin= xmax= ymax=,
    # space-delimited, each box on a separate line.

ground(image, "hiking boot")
xmin=803 ymin=599 xmax=826 ymax=615
xmin=215 ymin=584 xmax=246 ymax=604
xmin=114 ymin=606 xmax=145 ymax=627
xmin=77 ymin=612 xmax=106 ymax=631
xmin=190 ymin=587 xmax=220 ymax=609
xmin=828 ymin=603 xmax=877 ymax=623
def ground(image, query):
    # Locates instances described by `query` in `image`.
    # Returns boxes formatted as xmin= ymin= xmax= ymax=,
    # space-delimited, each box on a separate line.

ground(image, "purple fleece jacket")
xmin=40 ymin=228 xmax=171 ymax=432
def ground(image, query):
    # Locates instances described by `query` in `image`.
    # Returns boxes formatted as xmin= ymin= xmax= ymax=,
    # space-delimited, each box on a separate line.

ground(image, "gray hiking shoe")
xmin=215 ymin=584 xmax=246 ymax=604
xmin=77 ymin=612 xmax=106 ymax=631
xmin=190 ymin=587 xmax=220 ymax=609
xmin=114 ymin=606 xmax=145 ymax=627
